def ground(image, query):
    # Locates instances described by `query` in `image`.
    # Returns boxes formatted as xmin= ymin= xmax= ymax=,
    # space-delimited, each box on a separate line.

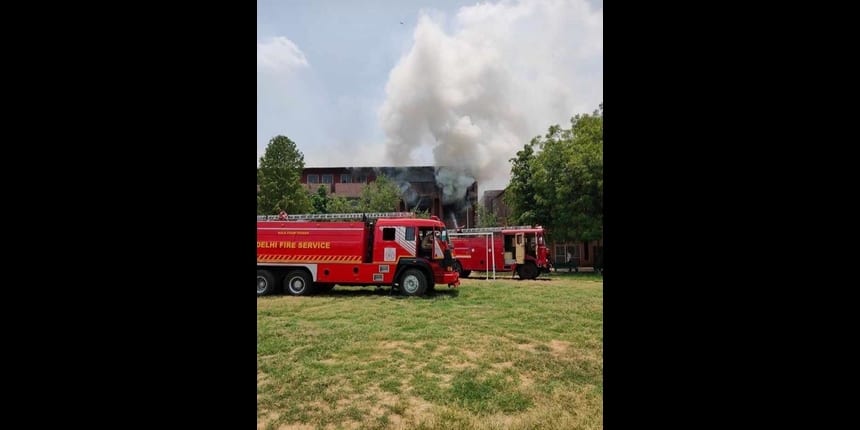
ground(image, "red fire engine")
xmin=450 ymin=226 xmax=552 ymax=280
xmin=257 ymin=212 xmax=460 ymax=296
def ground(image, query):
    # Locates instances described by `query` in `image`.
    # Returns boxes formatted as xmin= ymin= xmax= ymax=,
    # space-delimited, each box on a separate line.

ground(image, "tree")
xmin=560 ymin=106 xmax=603 ymax=241
xmin=257 ymin=135 xmax=311 ymax=215
xmin=357 ymin=174 xmax=402 ymax=212
xmin=506 ymin=104 xmax=603 ymax=242
xmin=310 ymin=185 xmax=330 ymax=213
xmin=505 ymin=140 xmax=540 ymax=225
xmin=327 ymin=195 xmax=357 ymax=213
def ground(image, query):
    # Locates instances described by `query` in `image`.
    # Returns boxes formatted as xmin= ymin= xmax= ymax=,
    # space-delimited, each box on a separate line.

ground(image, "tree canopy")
xmin=357 ymin=174 xmax=402 ymax=212
xmin=506 ymin=104 xmax=603 ymax=242
xmin=257 ymin=135 xmax=311 ymax=215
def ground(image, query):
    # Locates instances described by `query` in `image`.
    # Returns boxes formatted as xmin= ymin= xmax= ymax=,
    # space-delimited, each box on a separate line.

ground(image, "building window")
xmin=322 ymin=174 xmax=333 ymax=184
xmin=307 ymin=174 xmax=319 ymax=184
xmin=382 ymin=228 xmax=395 ymax=241
xmin=340 ymin=174 xmax=351 ymax=183
xmin=353 ymin=175 xmax=366 ymax=183
xmin=555 ymin=244 xmax=579 ymax=265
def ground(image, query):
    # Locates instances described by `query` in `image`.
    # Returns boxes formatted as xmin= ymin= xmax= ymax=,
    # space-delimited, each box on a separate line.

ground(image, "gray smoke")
xmin=379 ymin=0 xmax=603 ymax=197
xmin=435 ymin=166 xmax=475 ymax=205
xmin=398 ymin=181 xmax=420 ymax=207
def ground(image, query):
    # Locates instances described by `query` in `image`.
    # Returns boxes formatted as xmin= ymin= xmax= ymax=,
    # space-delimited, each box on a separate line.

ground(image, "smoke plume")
xmin=379 ymin=0 xmax=603 ymax=199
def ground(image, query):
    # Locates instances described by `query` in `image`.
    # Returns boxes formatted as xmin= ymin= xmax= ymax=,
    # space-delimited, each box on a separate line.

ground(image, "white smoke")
xmin=379 ymin=0 xmax=603 ymax=198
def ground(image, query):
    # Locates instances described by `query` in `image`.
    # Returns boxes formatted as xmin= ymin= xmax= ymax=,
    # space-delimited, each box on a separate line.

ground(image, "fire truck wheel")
xmin=257 ymin=270 xmax=277 ymax=296
xmin=399 ymin=268 xmax=427 ymax=296
xmin=453 ymin=260 xmax=463 ymax=275
xmin=452 ymin=260 xmax=471 ymax=278
xmin=517 ymin=262 xmax=539 ymax=280
xmin=284 ymin=270 xmax=312 ymax=296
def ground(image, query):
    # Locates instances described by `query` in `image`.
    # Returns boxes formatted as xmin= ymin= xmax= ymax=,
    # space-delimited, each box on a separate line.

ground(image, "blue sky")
xmin=257 ymin=0 xmax=603 ymax=193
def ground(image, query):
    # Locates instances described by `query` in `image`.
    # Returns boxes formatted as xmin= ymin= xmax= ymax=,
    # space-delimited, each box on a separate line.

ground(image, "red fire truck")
xmin=450 ymin=226 xmax=552 ymax=280
xmin=257 ymin=212 xmax=460 ymax=296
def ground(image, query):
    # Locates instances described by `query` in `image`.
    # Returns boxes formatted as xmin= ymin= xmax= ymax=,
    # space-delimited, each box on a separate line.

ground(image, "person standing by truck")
xmin=566 ymin=250 xmax=578 ymax=273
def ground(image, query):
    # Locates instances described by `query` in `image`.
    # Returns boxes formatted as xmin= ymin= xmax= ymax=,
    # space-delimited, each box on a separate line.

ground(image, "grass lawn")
xmin=257 ymin=272 xmax=603 ymax=429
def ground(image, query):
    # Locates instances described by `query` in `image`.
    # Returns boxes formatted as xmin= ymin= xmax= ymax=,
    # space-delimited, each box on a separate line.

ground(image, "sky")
xmin=257 ymin=0 xmax=603 ymax=195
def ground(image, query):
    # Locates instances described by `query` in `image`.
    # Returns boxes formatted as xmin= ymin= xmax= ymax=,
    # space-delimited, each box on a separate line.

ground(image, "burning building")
xmin=301 ymin=166 xmax=477 ymax=229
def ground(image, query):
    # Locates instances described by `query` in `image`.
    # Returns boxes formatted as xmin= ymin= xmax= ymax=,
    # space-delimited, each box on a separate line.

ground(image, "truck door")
xmin=536 ymin=233 xmax=548 ymax=266
xmin=515 ymin=233 xmax=525 ymax=264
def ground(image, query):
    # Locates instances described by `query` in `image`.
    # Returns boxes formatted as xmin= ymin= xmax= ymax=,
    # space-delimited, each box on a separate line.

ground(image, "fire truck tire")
xmin=518 ymin=262 xmax=539 ymax=280
xmin=453 ymin=260 xmax=461 ymax=274
xmin=453 ymin=261 xmax=469 ymax=278
xmin=284 ymin=270 xmax=313 ymax=296
xmin=399 ymin=269 xmax=427 ymax=296
xmin=257 ymin=270 xmax=277 ymax=296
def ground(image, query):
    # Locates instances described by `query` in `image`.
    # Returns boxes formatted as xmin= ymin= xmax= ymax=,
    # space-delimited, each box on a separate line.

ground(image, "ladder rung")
xmin=456 ymin=225 xmax=535 ymax=233
xmin=257 ymin=212 xmax=414 ymax=221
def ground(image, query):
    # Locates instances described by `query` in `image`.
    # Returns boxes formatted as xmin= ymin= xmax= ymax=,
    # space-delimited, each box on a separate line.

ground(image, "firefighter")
xmin=567 ymin=250 xmax=578 ymax=273
xmin=278 ymin=210 xmax=288 ymax=220
xmin=421 ymin=231 xmax=434 ymax=250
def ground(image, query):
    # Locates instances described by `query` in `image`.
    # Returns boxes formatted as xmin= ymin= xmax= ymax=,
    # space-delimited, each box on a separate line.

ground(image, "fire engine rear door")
xmin=515 ymin=233 xmax=525 ymax=264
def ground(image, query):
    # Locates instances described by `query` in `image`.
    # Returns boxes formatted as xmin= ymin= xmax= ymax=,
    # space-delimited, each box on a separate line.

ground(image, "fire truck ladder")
xmin=456 ymin=225 xmax=534 ymax=233
xmin=257 ymin=212 xmax=415 ymax=221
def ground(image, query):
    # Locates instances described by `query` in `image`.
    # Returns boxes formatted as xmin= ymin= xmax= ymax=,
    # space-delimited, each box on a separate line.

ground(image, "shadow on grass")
xmin=313 ymin=286 xmax=460 ymax=299
xmin=463 ymin=274 xmax=556 ymax=282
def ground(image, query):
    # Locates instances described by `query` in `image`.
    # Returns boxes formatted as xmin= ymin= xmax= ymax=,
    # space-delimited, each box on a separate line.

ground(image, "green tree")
xmin=357 ymin=174 xmax=402 ymax=212
xmin=505 ymin=141 xmax=540 ymax=225
xmin=557 ymin=106 xmax=603 ymax=241
xmin=257 ymin=135 xmax=311 ymax=214
xmin=327 ymin=195 xmax=357 ymax=213
xmin=310 ymin=185 xmax=330 ymax=213
xmin=414 ymin=208 xmax=431 ymax=219
xmin=506 ymin=104 xmax=603 ymax=242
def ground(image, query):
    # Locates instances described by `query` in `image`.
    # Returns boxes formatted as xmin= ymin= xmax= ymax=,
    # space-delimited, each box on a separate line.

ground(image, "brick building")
xmin=301 ymin=166 xmax=478 ymax=229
